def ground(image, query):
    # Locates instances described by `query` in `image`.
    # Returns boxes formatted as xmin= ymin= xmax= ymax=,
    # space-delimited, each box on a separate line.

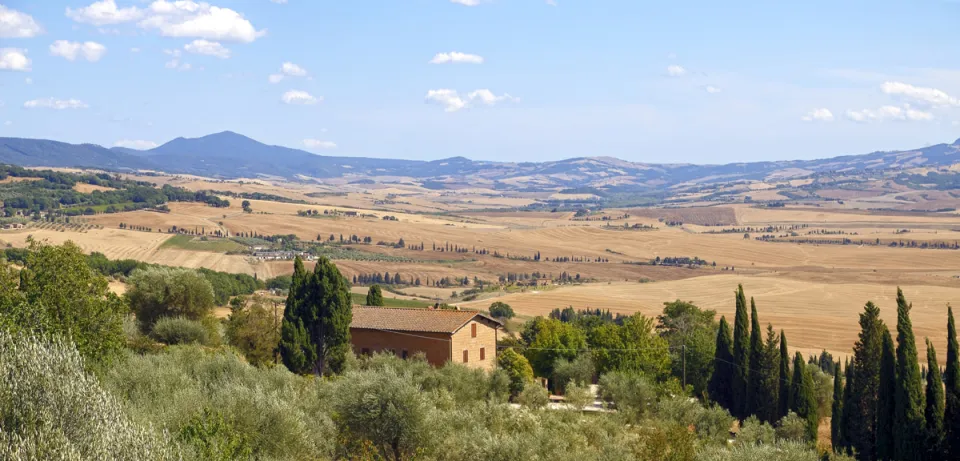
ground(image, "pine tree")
xmin=747 ymin=298 xmax=766 ymax=419
xmin=708 ymin=316 xmax=735 ymax=411
xmin=945 ymin=305 xmax=960 ymax=458
xmin=778 ymin=330 xmax=791 ymax=421
xmin=876 ymin=328 xmax=896 ymax=461
xmin=831 ymin=362 xmax=843 ymax=452
xmin=790 ymin=351 xmax=819 ymax=442
xmin=850 ymin=301 xmax=886 ymax=460
xmin=732 ymin=284 xmax=750 ymax=418
xmin=893 ymin=288 xmax=925 ymax=461
xmin=366 ymin=284 xmax=384 ymax=306
xmin=279 ymin=256 xmax=353 ymax=376
xmin=925 ymin=339 xmax=945 ymax=460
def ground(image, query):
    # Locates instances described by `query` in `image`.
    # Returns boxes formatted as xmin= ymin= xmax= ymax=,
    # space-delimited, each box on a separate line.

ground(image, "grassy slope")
xmin=160 ymin=234 xmax=247 ymax=253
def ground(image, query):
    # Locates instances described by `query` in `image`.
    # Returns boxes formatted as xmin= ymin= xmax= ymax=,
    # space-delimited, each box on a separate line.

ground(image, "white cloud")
xmin=3 ymin=121 xmax=10 ymax=126
xmin=24 ymin=77 xmax=32 ymax=84
xmin=302 ymin=139 xmax=336 ymax=150
xmin=23 ymin=98 xmax=89 ymax=109
xmin=268 ymin=62 xmax=307 ymax=83
xmin=66 ymin=0 xmax=143 ymax=26
xmin=269 ymin=0 xmax=288 ymax=3
xmin=0 ymin=48 xmax=30 ymax=71
xmin=281 ymin=90 xmax=319 ymax=105
xmin=184 ymin=39 xmax=230 ymax=58
xmin=667 ymin=65 xmax=686 ymax=77
xmin=845 ymin=105 xmax=933 ymax=123
xmin=113 ymin=139 xmax=158 ymax=149
xmin=429 ymin=51 xmax=484 ymax=64
xmin=0 ymin=5 xmax=43 ymax=38
xmin=163 ymin=48 xmax=191 ymax=70
xmin=426 ymin=88 xmax=517 ymax=112
xmin=880 ymin=81 xmax=960 ymax=107
xmin=130 ymin=47 xmax=140 ymax=53
xmin=138 ymin=0 xmax=266 ymax=43
xmin=705 ymin=85 xmax=721 ymax=94
xmin=546 ymin=0 xmax=557 ymax=5
xmin=49 ymin=40 xmax=107 ymax=62
xmin=281 ymin=61 xmax=306 ymax=76
xmin=801 ymin=108 xmax=834 ymax=122
xmin=451 ymin=0 xmax=484 ymax=5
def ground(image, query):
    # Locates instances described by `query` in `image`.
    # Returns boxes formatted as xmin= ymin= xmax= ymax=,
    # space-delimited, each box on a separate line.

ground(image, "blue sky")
xmin=1 ymin=0 xmax=959 ymax=164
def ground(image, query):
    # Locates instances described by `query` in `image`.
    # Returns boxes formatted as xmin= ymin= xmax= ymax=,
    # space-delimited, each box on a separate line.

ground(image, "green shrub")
xmin=517 ymin=383 xmax=549 ymax=410
xmin=695 ymin=440 xmax=823 ymax=461
xmin=598 ymin=371 xmax=658 ymax=419
xmin=150 ymin=317 xmax=210 ymax=346
xmin=0 ymin=332 xmax=177 ymax=460
xmin=737 ymin=416 xmax=775 ymax=446
xmin=100 ymin=345 xmax=335 ymax=460
xmin=563 ymin=380 xmax=593 ymax=411
xmin=332 ymin=366 xmax=434 ymax=460
xmin=552 ymin=353 xmax=595 ymax=393
xmin=775 ymin=411 xmax=810 ymax=443
xmin=496 ymin=347 xmax=534 ymax=398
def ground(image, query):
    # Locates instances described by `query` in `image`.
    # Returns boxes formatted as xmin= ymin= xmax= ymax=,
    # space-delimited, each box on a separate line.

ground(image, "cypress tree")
xmin=366 ymin=284 xmax=384 ymax=306
xmin=925 ymin=339 xmax=945 ymax=459
xmin=877 ymin=328 xmax=896 ymax=461
xmin=893 ymin=288 xmax=925 ymax=461
xmin=747 ymin=298 xmax=766 ymax=419
xmin=831 ymin=362 xmax=843 ymax=452
xmin=839 ymin=359 xmax=856 ymax=454
xmin=757 ymin=324 xmax=781 ymax=423
xmin=708 ymin=316 xmax=735 ymax=410
xmin=732 ymin=284 xmax=750 ymax=418
xmin=945 ymin=305 xmax=960 ymax=458
xmin=279 ymin=256 xmax=353 ymax=376
xmin=778 ymin=330 xmax=791 ymax=420
xmin=280 ymin=257 xmax=315 ymax=374
xmin=790 ymin=351 xmax=819 ymax=442
xmin=850 ymin=302 xmax=885 ymax=460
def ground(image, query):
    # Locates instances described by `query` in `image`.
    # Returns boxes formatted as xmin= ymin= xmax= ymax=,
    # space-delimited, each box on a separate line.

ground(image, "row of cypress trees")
xmin=708 ymin=285 xmax=821 ymax=440
xmin=833 ymin=290 xmax=960 ymax=461
xmin=708 ymin=286 xmax=960 ymax=460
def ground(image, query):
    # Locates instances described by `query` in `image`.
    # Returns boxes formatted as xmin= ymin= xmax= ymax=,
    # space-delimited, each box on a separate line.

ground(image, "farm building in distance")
xmin=350 ymin=307 xmax=502 ymax=371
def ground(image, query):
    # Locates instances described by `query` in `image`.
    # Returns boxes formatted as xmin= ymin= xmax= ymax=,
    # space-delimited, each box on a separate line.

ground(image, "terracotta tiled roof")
xmin=351 ymin=307 xmax=501 ymax=334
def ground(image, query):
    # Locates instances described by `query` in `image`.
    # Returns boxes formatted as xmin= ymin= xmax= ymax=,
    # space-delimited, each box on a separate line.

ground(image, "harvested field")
xmin=73 ymin=183 xmax=117 ymax=193
xmin=459 ymin=274 xmax=958 ymax=365
xmin=622 ymin=206 xmax=738 ymax=226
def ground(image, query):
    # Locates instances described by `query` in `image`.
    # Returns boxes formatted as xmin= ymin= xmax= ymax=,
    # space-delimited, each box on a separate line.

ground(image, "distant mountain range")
xmin=1 ymin=131 xmax=958 ymax=190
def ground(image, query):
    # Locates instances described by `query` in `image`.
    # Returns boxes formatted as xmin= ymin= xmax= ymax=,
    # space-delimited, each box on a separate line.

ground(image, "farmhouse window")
xmin=471 ymin=323 xmax=477 ymax=338
xmin=463 ymin=350 xmax=469 ymax=363
xmin=480 ymin=347 xmax=486 ymax=361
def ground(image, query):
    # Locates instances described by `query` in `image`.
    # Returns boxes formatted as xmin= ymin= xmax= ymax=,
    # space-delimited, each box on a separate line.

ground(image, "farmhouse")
xmin=350 ymin=307 xmax=502 ymax=371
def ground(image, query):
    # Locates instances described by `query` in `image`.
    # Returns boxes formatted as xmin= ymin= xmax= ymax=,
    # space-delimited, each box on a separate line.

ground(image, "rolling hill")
xmin=1 ymin=132 xmax=958 ymax=190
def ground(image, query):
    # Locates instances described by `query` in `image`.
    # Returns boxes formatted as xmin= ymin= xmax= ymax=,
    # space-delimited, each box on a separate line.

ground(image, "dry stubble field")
xmin=6 ymin=174 xmax=960 ymax=363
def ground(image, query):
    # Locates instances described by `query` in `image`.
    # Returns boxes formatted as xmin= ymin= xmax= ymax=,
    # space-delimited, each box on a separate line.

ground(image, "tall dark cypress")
xmin=778 ymin=330 xmax=791 ymax=421
xmin=876 ymin=329 xmax=896 ymax=461
xmin=850 ymin=302 xmax=885 ymax=460
xmin=732 ymin=284 xmax=750 ymax=418
xmin=944 ymin=306 xmax=960 ymax=457
xmin=757 ymin=324 xmax=781 ymax=423
xmin=839 ymin=359 xmax=856 ymax=455
xmin=925 ymin=339 xmax=945 ymax=459
xmin=708 ymin=316 xmax=735 ymax=410
xmin=280 ymin=257 xmax=315 ymax=374
xmin=747 ymin=298 xmax=765 ymax=419
xmin=831 ymin=362 xmax=843 ymax=452
xmin=893 ymin=288 xmax=925 ymax=461
xmin=790 ymin=351 xmax=819 ymax=442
